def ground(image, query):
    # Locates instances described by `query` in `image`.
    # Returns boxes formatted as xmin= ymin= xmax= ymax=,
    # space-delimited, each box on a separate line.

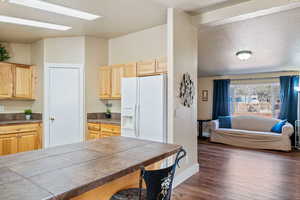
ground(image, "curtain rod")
xmin=211 ymin=71 xmax=300 ymax=81
xmin=230 ymin=77 xmax=279 ymax=81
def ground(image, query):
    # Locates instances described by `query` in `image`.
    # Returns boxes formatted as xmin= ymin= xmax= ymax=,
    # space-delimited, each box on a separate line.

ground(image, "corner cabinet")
xmin=99 ymin=66 xmax=112 ymax=99
xmin=111 ymin=65 xmax=124 ymax=99
xmin=0 ymin=123 xmax=42 ymax=156
xmin=99 ymin=65 xmax=124 ymax=100
xmin=0 ymin=62 xmax=36 ymax=100
xmin=14 ymin=65 xmax=34 ymax=99
xmin=0 ymin=63 xmax=13 ymax=98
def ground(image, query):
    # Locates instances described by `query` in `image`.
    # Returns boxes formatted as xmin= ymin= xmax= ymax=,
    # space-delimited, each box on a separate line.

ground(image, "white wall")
xmin=30 ymin=40 xmax=44 ymax=113
xmin=198 ymin=77 xmax=214 ymax=120
xmin=1 ymin=42 xmax=31 ymax=65
xmin=109 ymin=24 xmax=167 ymax=65
xmin=85 ymin=37 xmax=109 ymax=113
xmin=44 ymin=37 xmax=85 ymax=64
xmin=107 ymin=24 xmax=167 ymax=113
xmin=168 ymin=8 xmax=199 ymax=185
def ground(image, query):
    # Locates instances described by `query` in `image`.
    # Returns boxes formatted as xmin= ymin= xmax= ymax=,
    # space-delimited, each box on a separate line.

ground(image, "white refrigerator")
xmin=121 ymin=75 xmax=167 ymax=143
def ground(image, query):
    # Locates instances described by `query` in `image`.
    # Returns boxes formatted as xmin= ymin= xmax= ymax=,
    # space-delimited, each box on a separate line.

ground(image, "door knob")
xmin=50 ymin=117 xmax=55 ymax=121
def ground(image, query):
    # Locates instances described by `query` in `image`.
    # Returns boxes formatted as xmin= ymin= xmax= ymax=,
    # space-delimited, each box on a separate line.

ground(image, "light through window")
xmin=230 ymin=80 xmax=281 ymax=118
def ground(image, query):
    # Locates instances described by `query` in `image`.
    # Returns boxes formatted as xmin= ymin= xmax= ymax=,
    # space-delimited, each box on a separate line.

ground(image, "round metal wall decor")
xmin=179 ymin=73 xmax=195 ymax=108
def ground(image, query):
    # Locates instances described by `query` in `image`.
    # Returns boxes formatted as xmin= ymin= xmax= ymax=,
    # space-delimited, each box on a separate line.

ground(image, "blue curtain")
xmin=279 ymin=76 xmax=299 ymax=145
xmin=212 ymin=79 xmax=231 ymax=120
xmin=279 ymin=76 xmax=299 ymax=123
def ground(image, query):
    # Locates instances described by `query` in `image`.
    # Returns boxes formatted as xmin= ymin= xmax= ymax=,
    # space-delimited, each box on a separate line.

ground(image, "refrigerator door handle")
xmin=135 ymin=104 xmax=140 ymax=137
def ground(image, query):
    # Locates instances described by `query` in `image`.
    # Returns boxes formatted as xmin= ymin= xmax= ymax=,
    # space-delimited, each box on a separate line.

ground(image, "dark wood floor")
xmin=173 ymin=140 xmax=300 ymax=200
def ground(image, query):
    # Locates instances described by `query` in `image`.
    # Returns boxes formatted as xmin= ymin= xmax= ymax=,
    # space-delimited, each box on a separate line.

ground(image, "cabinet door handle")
xmin=50 ymin=117 xmax=55 ymax=121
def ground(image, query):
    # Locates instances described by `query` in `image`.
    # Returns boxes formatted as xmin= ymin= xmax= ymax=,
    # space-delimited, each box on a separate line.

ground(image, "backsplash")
xmin=87 ymin=112 xmax=121 ymax=120
xmin=0 ymin=113 xmax=42 ymax=121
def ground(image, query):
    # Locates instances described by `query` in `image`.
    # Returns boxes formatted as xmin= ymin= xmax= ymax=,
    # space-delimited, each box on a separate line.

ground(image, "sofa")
xmin=211 ymin=116 xmax=294 ymax=151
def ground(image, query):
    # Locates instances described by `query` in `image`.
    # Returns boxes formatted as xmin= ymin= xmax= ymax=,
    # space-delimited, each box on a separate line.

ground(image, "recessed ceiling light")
xmin=236 ymin=50 xmax=252 ymax=60
xmin=0 ymin=15 xmax=71 ymax=30
xmin=9 ymin=0 xmax=101 ymax=21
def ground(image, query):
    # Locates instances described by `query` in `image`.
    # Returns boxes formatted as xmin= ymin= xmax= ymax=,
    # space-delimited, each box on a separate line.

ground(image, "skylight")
xmin=9 ymin=0 xmax=101 ymax=21
xmin=0 ymin=15 xmax=71 ymax=30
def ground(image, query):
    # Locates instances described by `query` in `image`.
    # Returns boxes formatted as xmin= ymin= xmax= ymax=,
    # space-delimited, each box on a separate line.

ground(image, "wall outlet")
xmin=0 ymin=105 xmax=4 ymax=112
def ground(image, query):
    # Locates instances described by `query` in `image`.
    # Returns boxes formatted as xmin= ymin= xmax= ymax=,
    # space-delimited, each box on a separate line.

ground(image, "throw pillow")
xmin=218 ymin=116 xmax=232 ymax=129
xmin=271 ymin=120 xmax=287 ymax=134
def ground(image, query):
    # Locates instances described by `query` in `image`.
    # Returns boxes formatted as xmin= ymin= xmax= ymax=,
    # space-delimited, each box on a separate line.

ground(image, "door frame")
xmin=43 ymin=63 xmax=85 ymax=148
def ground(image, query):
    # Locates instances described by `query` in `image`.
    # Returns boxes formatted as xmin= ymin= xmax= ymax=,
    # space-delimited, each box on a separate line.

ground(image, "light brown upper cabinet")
xmin=0 ymin=62 xmax=35 ymax=100
xmin=137 ymin=58 xmax=167 ymax=76
xmin=99 ymin=58 xmax=167 ymax=99
xmin=111 ymin=65 xmax=124 ymax=99
xmin=99 ymin=66 xmax=112 ymax=99
xmin=123 ymin=63 xmax=137 ymax=78
xmin=14 ymin=65 xmax=34 ymax=99
xmin=0 ymin=63 xmax=13 ymax=98
xmin=99 ymin=65 xmax=124 ymax=100
xmin=155 ymin=57 xmax=167 ymax=74
xmin=137 ymin=60 xmax=156 ymax=76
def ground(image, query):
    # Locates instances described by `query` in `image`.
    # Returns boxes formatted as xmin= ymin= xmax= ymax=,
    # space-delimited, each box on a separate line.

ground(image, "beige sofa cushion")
xmin=231 ymin=116 xmax=280 ymax=132
xmin=216 ymin=128 xmax=283 ymax=139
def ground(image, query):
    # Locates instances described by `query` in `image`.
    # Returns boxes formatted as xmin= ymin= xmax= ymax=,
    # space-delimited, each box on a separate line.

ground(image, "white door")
xmin=47 ymin=66 xmax=83 ymax=147
xmin=139 ymin=75 xmax=167 ymax=142
xmin=121 ymin=77 xmax=138 ymax=138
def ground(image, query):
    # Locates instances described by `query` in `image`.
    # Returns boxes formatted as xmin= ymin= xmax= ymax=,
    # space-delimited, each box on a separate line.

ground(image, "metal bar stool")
xmin=110 ymin=148 xmax=186 ymax=200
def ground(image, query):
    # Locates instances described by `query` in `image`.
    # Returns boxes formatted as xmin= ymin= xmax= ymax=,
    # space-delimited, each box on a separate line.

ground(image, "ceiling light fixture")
xmin=9 ymin=0 xmax=101 ymax=21
xmin=0 ymin=15 xmax=71 ymax=30
xmin=236 ymin=50 xmax=252 ymax=61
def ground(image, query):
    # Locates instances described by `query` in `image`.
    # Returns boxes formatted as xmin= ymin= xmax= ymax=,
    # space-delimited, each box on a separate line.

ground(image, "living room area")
xmin=176 ymin=5 xmax=300 ymax=200
xmin=197 ymin=7 xmax=300 ymax=151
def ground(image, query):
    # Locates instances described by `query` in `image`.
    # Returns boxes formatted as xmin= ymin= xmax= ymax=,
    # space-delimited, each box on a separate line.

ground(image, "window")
xmin=230 ymin=79 xmax=281 ymax=118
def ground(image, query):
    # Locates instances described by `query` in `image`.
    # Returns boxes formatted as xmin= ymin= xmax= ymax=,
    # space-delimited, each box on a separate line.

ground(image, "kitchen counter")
xmin=0 ymin=113 xmax=42 ymax=126
xmin=87 ymin=118 xmax=121 ymax=125
xmin=0 ymin=120 xmax=42 ymax=126
xmin=0 ymin=136 xmax=181 ymax=200
xmin=87 ymin=113 xmax=121 ymax=125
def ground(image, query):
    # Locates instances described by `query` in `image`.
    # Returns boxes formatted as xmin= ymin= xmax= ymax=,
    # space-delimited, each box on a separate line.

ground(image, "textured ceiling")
xmin=0 ymin=0 xmax=168 ymax=43
xmin=0 ymin=0 xmax=249 ymax=43
xmin=152 ymin=0 xmax=249 ymax=15
xmin=198 ymin=8 xmax=300 ymax=77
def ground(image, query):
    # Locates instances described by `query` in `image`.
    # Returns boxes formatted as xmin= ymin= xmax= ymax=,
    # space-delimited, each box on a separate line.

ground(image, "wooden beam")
xmin=192 ymin=0 xmax=300 ymax=27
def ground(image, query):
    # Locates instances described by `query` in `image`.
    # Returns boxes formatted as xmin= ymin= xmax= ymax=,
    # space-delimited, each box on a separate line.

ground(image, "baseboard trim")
xmin=173 ymin=163 xmax=199 ymax=188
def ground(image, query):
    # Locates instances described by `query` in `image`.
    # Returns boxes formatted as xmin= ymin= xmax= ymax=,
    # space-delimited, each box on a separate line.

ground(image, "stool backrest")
xmin=139 ymin=148 xmax=187 ymax=200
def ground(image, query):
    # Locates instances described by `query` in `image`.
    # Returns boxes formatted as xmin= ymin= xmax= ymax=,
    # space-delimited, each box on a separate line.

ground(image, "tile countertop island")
xmin=0 ymin=136 xmax=181 ymax=200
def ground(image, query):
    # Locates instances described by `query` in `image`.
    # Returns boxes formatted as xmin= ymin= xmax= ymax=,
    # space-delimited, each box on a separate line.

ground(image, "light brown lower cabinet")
xmin=0 ymin=134 xmax=18 ymax=156
xmin=18 ymin=131 xmax=40 ymax=153
xmin=87 ymin=130 xmax=101 ymax=140
xmin=87 ymin=123 xmax=120 ymax=140
xmin=0 ymin=123 xmax=42 ymax=156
